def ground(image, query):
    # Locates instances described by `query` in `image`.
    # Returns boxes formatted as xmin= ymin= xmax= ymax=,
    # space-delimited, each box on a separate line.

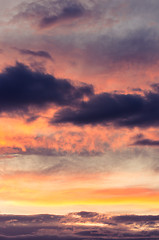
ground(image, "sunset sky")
xmin=0 ymin=0 xmax=159 ymax=239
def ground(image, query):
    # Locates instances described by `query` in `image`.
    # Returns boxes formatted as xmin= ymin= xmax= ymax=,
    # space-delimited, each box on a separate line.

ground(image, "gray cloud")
xmin=133 ymin=138 xmax=159 ymax=146
xmin=82 ymin=28 xmax=159 ymax=72
xmin=13 ymin=0 xmax=89 ymax=29
xmin=10 ymin=0 xmax=159 ymax=78
xmin=18 ymin=49 xmax=52 ymax=60
xmin=51 ymin=87 xmax=159 ymax=128
xmin=0 ymin=212 xmax=158 ymax=240
xmin=39 ymin=2 xmax=86 ymax=29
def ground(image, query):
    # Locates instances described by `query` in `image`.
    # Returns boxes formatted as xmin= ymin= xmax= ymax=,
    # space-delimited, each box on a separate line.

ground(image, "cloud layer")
xmin=0 ymin=0 xmax=159 ymax=221
xmin=0 ymin=212 xmax=158 ymax=240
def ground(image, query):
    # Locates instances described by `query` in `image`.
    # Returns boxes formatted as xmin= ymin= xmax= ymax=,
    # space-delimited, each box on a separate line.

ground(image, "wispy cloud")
xmin=13 ymin=0 xmax=90 ymax=30
xmin=18 ymin=48 xmax=53 ymax=60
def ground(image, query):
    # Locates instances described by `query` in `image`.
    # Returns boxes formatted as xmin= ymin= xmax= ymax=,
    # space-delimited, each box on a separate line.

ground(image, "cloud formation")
xmin=0 ymin=212 xmax=158 ymax=240
xmin=133 ymin=138 xmax=159 ymax=146
xmin=14 ymin=0 xmax=88 ymax=29
xmin=1 ymin=0 xmax=159 ymax=223
xmin=52 ymin=88 xmax=159 ymax=128
xmin=39 ymin=1 xmax=86 ymax=29
xmin=11 ymin=0 xmax=159 ymax=78
xmin=18 ymin=49 xmax=52 ymax=60
xmin=87 ymin=28 xmax=159 ymax=67
xmin=0 ymin=62 xmax=93 ymax=113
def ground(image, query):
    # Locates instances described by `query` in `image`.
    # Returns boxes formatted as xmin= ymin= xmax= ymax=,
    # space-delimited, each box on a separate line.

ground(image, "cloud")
xmin=133 ymin=138 xmax=159 ymax=146
xmin=11 ymin=1 xmax=159 ymax=77
xmin=110 ymin=28 xmax=159 ymax=64
xmin=18 ymin=49 xmax=52 ymax=60
xmin=0 ymin=212 xmax=158 ymax=240
xmin=0 ymin=62 xmax=93 ymax=114
xmin=26 ymin=115 xmax=39 ymax=123
xmin=83 ymin=28 xmax=159 ymax=73
xmin=39 ymin=2 xmax=86 ymax=29
xmin=51 ymin=88 xmax=159 ymax=128
xmin=76 ymin=211 xmax=98 ymax=218
xmin=111 ymin=214 xmax=159 ymax=223
xmin=13 ymin=0 xmax=88 ymax=30
xmin=0 ymin=236 xmax=82 ymax=240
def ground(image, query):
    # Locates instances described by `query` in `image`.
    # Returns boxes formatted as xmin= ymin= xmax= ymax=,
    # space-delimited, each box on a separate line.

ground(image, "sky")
xmin=0 ymin=0 xmax=159 ymax=239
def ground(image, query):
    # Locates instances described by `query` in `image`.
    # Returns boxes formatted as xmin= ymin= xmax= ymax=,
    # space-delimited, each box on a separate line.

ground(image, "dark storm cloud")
xmin=18 ymin=49 xmax=52 ymax=60
xmin=0 ymin=62 xmax=93 ymax=113
xmin=51 ymin=88 xmax=159 ymax=128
